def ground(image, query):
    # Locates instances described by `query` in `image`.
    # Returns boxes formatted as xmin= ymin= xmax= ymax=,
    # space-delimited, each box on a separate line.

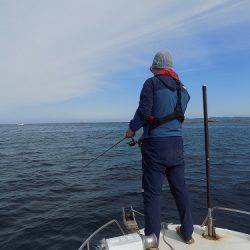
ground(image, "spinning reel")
xmin=127 ymin=138 xmax=138 ymax=147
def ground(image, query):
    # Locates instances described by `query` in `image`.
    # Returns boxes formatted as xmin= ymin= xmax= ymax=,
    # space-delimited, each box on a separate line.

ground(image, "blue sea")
xmin=0 ymin=122 xmax=249 ymax=249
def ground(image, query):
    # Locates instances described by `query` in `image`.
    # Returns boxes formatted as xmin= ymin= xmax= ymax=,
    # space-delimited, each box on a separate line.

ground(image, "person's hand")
xmin=125 ymin=129 xmax=135 ymax=138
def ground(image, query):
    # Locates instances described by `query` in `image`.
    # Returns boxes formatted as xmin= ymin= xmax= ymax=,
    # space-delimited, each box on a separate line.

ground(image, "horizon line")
xmin=1 ymin=116 xmax=250 ymax=125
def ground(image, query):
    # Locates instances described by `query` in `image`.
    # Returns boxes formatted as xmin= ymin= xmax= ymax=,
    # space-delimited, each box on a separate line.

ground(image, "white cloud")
xmin=0 ymin=0 xmax=249 ymax=108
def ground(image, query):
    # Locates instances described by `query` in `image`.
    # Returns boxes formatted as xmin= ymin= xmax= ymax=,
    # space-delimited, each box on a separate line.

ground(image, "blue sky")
xmin=0 ymin=0 xmax=250 ymax=123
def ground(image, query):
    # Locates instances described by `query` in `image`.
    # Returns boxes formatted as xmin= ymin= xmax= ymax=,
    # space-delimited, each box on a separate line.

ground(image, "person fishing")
xmin=125 ymin=51 xmax=194 ymax=247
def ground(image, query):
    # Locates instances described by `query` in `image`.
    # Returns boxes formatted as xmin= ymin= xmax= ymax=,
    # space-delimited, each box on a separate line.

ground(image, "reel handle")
xmin=127 ymin=138 xmax=138 ymax=147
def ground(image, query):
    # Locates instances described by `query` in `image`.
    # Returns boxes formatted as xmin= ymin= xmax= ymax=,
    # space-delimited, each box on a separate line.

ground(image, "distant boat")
xmin=17 ymin=123 xmax=24 ymax=126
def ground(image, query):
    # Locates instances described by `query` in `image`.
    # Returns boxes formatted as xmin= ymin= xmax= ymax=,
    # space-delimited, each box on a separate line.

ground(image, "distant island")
xmin=184 ymin=117 xmax=250 ymax=124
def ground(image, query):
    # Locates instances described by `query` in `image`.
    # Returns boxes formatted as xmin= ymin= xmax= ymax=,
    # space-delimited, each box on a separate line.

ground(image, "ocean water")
xmin=0 ymin=122 xmax=249 ymax=250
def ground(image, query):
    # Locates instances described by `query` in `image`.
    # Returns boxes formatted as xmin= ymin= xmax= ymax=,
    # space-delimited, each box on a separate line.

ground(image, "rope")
xmin=131 ymin=209 xmax=144 ymax=217
xmin=161 ymin=223 xmax=175 ymax=250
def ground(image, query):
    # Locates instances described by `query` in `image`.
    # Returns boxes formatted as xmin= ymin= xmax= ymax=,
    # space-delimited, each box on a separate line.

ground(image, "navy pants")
xmin=141 ymin=136 xmax=193 ymax=241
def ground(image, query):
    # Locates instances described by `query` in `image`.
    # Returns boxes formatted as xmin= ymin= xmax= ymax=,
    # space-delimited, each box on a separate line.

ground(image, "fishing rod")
xmin=84 ymin=137 xmax=134 ymax=168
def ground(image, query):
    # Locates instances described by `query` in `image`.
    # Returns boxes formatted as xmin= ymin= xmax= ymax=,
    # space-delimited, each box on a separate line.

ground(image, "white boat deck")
xmin=78 ymin=219 xmax=250 ymax=250
xmin=157 ymin=224 xmax=250 ymax=250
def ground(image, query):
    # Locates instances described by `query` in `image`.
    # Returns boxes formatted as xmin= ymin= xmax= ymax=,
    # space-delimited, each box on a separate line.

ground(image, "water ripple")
xmin=0 ymin=122 xmax=249 ymax=249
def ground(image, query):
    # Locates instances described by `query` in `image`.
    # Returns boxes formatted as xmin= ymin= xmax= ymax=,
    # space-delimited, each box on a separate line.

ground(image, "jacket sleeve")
xmin=129 ymin=79 xmax=154 ymax=132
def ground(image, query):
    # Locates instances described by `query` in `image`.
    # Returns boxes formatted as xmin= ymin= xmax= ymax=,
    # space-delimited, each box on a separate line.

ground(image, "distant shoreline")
xmin=184 ymin=118 xmax=250 ymax=124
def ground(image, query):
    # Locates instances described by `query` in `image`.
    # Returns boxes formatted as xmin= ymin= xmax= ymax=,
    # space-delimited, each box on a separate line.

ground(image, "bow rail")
xmin=78 ymin=219 xmax=125 ymax=250
xmin=78 ymin=206 xmax=250 ymax=249
xmin=202 ymin=206 xmax=250 ymax=227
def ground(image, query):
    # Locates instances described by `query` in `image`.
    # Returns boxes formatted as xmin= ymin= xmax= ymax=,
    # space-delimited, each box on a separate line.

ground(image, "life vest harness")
xmin=143 ymin=73 xmax=185 ymax=131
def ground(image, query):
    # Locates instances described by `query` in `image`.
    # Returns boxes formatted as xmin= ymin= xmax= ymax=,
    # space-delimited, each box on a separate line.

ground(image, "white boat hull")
xmin=156 ymin=224 xmax=250 ymax=250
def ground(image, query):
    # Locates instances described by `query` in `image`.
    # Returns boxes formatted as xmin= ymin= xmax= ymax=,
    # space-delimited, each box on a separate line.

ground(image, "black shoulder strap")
xmin=142 ymin=75 xmax=185 ymax=134
xmin=175 ymin=79 xmax=183 ymax=112
xmin=149 ymin=76 xmax=184 ymax=129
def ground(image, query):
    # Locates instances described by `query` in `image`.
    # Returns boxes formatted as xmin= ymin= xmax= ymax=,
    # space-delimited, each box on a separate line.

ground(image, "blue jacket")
xmin=129 ymin=74 xmax=190 ymax=138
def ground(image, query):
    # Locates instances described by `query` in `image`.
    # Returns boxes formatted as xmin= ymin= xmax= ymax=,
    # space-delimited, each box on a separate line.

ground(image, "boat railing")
xmin=132 ymin=206 xmax=250 ymax=228
xmin=201 ymin=206 xmax=250 ymax=227
xmin=78 ymin=219 xmax=125 ymax=250
xmin=79 ymin=206 xmax=250 ymax=249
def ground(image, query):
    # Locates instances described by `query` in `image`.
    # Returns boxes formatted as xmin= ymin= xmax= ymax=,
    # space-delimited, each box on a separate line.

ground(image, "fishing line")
xmin=83 ymin=137 xmax=127 ymax=167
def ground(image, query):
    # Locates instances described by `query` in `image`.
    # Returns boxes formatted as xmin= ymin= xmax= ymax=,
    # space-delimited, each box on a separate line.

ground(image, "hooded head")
xmin=150 ymin=50 xmax=173 ymax=71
